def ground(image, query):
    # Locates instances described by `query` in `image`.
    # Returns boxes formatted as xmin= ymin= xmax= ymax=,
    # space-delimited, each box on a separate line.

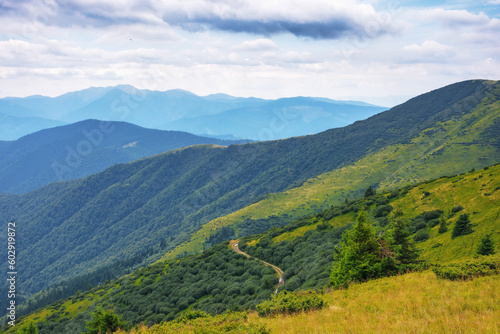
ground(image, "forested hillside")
xmin=3 ymin=161 xmax=498 ymax=333
xmin=0 ymin=120 xmax=249 ymax=193
xmin=0 ymin=79 xmax=499 ymax=312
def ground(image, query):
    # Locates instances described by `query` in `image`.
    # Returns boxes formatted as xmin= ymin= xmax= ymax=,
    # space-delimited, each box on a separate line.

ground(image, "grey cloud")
xmin=163 ymin=15 xmax=390 ymax=40
xmin=0 ymin=0 xmax=395 ymax=40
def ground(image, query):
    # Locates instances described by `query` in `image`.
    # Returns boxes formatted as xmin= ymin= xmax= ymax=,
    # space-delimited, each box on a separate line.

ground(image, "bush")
xmin=432 ymin=254 xmax=500 ymax=280
xmin=255 ymin=290 xmax=327 ymax=317
xmin=451 ymin=205 xmax=464 ymax=213
xmin=428 ymin=218 xmax=440 ymax=228
xmin=413 ymin=229 xmax=429 ymax=242
xmin=423 ymin=210 xmax=443 ymax=221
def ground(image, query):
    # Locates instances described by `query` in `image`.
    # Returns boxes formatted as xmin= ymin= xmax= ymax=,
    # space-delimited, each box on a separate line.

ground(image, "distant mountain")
xmin=0 ymin=86 xmax=386 ymax=140
xmin=0 ymin=112 xmax=66 ymax=140
xmin=165 ymin=97 xmax=385 ymax=140
xmin=0 ymin=79 xmax=498 ymax=302
xmin=0 ymin=120 xmax=249 ymax=194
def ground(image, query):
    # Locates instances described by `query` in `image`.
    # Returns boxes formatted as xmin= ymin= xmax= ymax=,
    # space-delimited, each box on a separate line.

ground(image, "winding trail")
xmin=230 ymin=240 xmax=284 ymax=294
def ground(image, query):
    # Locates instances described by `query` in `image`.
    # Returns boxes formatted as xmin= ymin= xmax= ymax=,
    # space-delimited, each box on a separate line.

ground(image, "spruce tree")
xmin=477 ymin=234 xmax=495 ymax=256
xmin=451 ymin=213 xmax=473 ymax=238
xmin=19 ymin=322 xmax=38 ymax=334
xmin=85 ymin=308 xmax=126 ymax=334
xmin=364 ymin=185 xmax=376 ymax=198
xmin=389 ymin=216 xmax=419 ymax=265
xmin=330 ymin=209 xmax=382 ymax=288
xmin=438 ymin=215 xmax=448 ymax=234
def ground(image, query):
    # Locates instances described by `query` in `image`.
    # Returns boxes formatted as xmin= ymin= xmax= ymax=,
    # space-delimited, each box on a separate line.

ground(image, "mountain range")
xmin=0 ymin=85 xmax=386 ymax=141
xmin=0 ymin=79 xmax=498 ymax=307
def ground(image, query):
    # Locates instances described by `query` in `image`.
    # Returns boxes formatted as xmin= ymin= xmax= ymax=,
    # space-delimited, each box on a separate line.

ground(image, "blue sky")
xmin=0 ymin=0 xmax=499 ymax=105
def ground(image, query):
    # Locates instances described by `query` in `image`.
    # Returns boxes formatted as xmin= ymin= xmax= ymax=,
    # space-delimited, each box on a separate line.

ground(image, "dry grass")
xmin=248 ymin=271 xmax=500 ymax=334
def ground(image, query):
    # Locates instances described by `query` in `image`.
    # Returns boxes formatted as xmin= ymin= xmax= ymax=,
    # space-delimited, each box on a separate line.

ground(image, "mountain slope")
xmin=0 ymin=120 xmax=249 ymax=194
xmin=164 ymin=79 xmax=500 ymax=258
xmin=0 ymin=79 xmax=498 ymax=301
xmin=4 ymin=162 xmax=499 ymax=333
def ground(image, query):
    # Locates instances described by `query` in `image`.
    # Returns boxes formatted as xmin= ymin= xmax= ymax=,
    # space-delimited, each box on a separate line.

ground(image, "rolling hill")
xmin=3 ymin=161 xmax=498 ymax=334
xmin=0 ymin=79 xmax=499 ymax=315
xmin=0 ymin=120 xmax=249 ymax=194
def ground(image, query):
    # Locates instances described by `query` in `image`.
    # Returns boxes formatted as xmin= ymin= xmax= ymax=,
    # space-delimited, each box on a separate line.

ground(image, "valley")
xmin=0 ymin=79 xmax=499 ymax=334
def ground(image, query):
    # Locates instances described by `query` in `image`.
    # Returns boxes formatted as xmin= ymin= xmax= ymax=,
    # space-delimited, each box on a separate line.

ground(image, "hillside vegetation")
xmin=0 ymin=120 xmax=249 ymax=193
xmin=164 ymin=79 xmax=500 ymax=259
xmin=117 ymin=271 xmax=500 ymax=334
xmin=4 ymin=161 xmax=499 ymax=333
xmin=1 ymin=80 xmax=499 ymax=322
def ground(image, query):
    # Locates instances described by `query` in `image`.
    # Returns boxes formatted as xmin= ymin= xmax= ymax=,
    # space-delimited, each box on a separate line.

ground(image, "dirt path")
xmin=231 ymin=240 xmax=284 ymax=294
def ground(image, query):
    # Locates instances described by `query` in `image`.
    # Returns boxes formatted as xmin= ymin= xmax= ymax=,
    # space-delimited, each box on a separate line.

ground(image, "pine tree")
xmin=438 ymin=215 xmax=448 ymax=234
xmin=330 ymin=209 xmax=382 ymax=288
xmin=389 ymin=216 xmax=419 ymax=265
xmin=364 ymin=185 xmax=376 ymax=198
xmin=19 ymin=322 xmax=38 ymax=334
xmin=451 ymin=213 xmax=473 ymax=238
xmin=477 ymin=234 xmax=495 ymax=256
xmin=84 ymin=308 xmax=126 ymax=334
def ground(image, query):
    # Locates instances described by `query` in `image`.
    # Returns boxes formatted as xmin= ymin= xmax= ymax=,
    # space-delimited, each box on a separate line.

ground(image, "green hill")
xmin=0 ymin=119 xmax=249 ymax=194
xmin=164 ymin=79 xmax=500 ymax=259
xmin=4 ymin=162 xmax=498 ymax=333
xmin=1 ymin=79 xmax=499 ymax=321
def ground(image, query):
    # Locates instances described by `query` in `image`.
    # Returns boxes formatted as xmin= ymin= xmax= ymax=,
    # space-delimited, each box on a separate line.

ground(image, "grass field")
xmin=116 ymin=271 xmax=500 ymax=334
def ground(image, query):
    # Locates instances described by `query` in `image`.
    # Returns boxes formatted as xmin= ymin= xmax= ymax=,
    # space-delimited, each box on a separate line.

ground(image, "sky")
xmin=0 ymin=0 xmax=499 ymax=106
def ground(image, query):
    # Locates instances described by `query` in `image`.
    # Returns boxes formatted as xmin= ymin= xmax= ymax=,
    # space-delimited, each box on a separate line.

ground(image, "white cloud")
xmin=232 ymin=39 xmax=278 ymax=52
xmin=401 ymin=40 xmax=455 ymax=63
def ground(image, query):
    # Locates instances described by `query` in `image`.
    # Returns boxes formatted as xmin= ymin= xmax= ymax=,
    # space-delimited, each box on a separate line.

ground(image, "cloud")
xmin=232 ymin=39 xmax=277 ymax=52
xmin=400 ymin=40 xmax=455 ymax=64
xmin=160 ymin=0 xmax=397 ymax=40
xmin=418 ymin=8 xmax=498 ymax=29
xmin=1 ymin=0 xmax=398 ymax=41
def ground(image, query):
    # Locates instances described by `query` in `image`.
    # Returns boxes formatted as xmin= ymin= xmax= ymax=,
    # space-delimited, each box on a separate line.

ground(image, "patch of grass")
xmin=249 ymin=271 xmax=500 ymax=333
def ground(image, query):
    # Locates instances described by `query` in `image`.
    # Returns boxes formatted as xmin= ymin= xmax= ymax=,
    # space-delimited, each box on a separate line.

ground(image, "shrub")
xmin=423 ymin=210 xmax=443 ymax=221
xmin=451 ymin=205 xmax=464 ymax=213
xmin=374 ymin=205 xmax=393 ymax=218
xmin=413 ymin=229 xmax=429 ymax=242
xmin=255 ymin=290 xmax=327 ymax=317
xmin=432 ymin=254 xmax=500 ymax=280
xmin=428 ymin=218 xmax=440 ymax=228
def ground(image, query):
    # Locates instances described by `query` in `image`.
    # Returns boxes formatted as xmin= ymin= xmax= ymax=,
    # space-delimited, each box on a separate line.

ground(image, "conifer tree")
xmin=84 ymin=308 xmax=126 ymax=334
xmin=451 ymin=213 xmax=473 ymax=238
xmin=364 ymin=185 xmax=376 ymax=198
xmin=477 ymin=234 xmax=495 ymax=256
xmin=330 ymin=209 xmax=382 ymax=288
xmin=19 ymin=322 xmax=38 ymax=334
xmin=438 ymin=215 xmax=448 ymax=234
xmin=389 ymin=215 xmax=419 ymax=264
